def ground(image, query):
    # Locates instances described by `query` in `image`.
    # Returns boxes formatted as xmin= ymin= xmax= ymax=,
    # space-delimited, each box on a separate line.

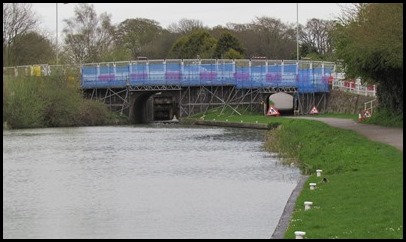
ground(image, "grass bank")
xmin=3 ymin=74 xmax=129 ymax=129
xmin=188 ymin=107 xmax=403 ymax=239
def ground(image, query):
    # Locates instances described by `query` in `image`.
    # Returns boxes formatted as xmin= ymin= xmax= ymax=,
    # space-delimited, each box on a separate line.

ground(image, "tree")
xmin=115 ymin=18 xmax=163 ymax=59
xmin=227 ymin=23 xmax=258 ymax=58
xmin=210 ymin=25 xmax=230 ymax=39
xmin=332 ymin=3 xmax=403 ymax=115
xmin=167 ymin=18 xmax=204 ymax=34
xmin=62 ymin=3 xmax=115 ymax=64
xmin=229 ymin=17 xmax=296 ymax=59
xmin=253 ymin=17 xmax=297 ymax=59
xmin=300 ymin=18 xmax=334 ymax=56
xmin=168 ymin=30 xmax=217 ymax=59
xmin=223 ymin=48 xmax=244 ymax=59
xmin=3 ymin=3 xmax=38 ymax=66
xmin=213 ymin=32 xmax=244 ymax=59
xmin=151 ymin=30 xmax=179 ymax=59
xmin=166 ymin=35 xmax=188 ymax=59
xmin=299 ymin=42 xmax=318 ymax=58
xmin=11 ymin=32 xmax=55 ymax=65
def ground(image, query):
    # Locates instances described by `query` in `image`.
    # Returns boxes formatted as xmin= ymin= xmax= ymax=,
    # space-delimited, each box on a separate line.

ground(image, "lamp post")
xmin=56 ymin=3 xmax=59 ymax=65
xmin=296 ymin=3 xmax=299 ymax=62
xmin=56 ymin=3 xmax=67 ymax=66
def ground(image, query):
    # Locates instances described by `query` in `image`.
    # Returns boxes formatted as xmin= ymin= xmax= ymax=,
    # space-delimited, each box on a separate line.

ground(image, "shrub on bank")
xmin=3 ymin=76 xmax=45 ymax=128
xmin=39 ymin=75 xmax=81 ymax=127
xmin=3 ymin=75 xmax=127 ymax=129
xmin=77 ymin=99 xmax=118 ymax=126
xmin=362 ymin=108 xmax=403 ymax=128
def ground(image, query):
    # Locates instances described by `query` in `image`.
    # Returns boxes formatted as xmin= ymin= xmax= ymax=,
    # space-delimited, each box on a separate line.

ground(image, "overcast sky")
xmin=32 ymin=3 xmax=350 ymax=38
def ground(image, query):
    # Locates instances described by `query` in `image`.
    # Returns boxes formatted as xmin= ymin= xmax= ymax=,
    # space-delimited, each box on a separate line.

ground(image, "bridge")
xmin=3 ymin=59 xmax=338 ymax=123
xmin=80 ymin=59 xmax=336 ymax=123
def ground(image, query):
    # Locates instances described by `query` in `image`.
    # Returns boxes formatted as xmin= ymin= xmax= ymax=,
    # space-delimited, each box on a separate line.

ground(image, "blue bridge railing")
xmin=81 ymin=59 xmax=336 ymax=93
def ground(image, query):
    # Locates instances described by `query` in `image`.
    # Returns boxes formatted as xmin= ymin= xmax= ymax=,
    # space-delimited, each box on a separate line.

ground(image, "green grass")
xmin=189 ymin=107 xmax=359 ymax=122
xmin=188 ymin=106 xmax=270 ymax=124
xmin=287 ymin=171 xmax=403 ymax=239
xmin=188 ymin=107 xmax=403 ymax=239
xmin=273 ymin=119 xmax=403 ymax=239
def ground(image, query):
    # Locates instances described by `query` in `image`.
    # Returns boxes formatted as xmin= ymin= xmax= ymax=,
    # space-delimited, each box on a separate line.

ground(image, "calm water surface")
xmin=3 ymin=125 xmax=300 ymax=239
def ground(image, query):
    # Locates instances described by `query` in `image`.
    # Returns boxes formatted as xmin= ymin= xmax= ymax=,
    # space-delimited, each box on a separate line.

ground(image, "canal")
xmin=3 ymin=125 xmax=300 ymax=239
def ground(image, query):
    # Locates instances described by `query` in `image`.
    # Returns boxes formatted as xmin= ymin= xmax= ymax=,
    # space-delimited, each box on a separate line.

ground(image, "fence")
xmin=331 ymin=76 xmax=377 ymax=97
xmin=364 ymin=99 xmax=378 ymax=114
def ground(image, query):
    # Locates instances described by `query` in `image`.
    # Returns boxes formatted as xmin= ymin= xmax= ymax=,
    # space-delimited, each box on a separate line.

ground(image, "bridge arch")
xmin=129 ymin=90 xmax=180 ymax=124
xmin=268 ymin=92 xmax=294 ymax=111
xmin=130 ymin=92 xmax=157 ymax=124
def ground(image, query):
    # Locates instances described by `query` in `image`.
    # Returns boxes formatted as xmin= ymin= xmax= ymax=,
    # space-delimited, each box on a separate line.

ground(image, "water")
xmin=3 ymin=125 xmax=300 ymax=239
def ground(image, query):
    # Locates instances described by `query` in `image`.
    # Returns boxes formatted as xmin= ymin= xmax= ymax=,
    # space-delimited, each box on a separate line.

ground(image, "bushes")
xmin=363 ymin=108 xmax=403 ymax=128
xmin=3 ymin=77 xmax=45 ymax=128
xmin=3 ymin=74 xmax=124 ymax=129
xmin=77 ymin=99 xmax=113 ymax=126
xmin=39 ymin=75 xmax=81 ymax=127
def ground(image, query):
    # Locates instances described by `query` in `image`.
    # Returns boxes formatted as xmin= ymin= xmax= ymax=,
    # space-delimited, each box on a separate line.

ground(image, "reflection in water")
xmin=3 ymin=125 xmax=300 ymax=239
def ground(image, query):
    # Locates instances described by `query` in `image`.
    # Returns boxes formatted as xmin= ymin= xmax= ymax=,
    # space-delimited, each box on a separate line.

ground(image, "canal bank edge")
xmin=192 ymin=120 xmax=276 ymax=130
xmin=270 ymin=175 xmax=309 ymax=239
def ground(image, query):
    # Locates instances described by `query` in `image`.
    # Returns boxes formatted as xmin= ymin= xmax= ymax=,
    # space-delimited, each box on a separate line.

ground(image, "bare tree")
xmin=167 ymin=18 xmax=204 ymax=34
xmin=62 ymin=3 xmax=115 ymax=64
xmin=3 ymin=3 xmax=38 ymax=66
xmin=300 ymin=18 xmax=335 ymax=55
xmin=230 ymin=17 xmax=296 ymax=59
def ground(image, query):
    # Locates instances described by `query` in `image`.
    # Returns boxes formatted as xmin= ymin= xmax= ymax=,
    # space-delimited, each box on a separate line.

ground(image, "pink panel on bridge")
xmin=98 ymin=74 xmax=115 ymax=81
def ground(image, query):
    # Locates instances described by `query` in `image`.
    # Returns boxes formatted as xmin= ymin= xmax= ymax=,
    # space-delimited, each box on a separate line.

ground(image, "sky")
xmin=31 ymin=3 xmax=350 ymax=39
